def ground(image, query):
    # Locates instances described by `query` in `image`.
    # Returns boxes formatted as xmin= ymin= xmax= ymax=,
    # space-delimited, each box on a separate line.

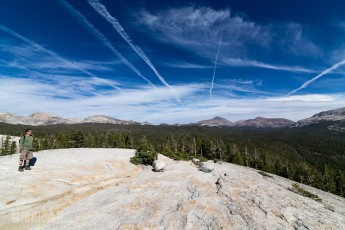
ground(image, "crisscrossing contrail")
xmin=287 ymin=59 xmax=345 ymax=95
xmin=210 ymin=33 xmax=223 ymax=98
xmin=0 ymin=25 xmax=122 ymax=91
xmin=58 ymin=0 xmax=155 ymax=87
xmin=87 ymin=0 xmax=178 ymax=100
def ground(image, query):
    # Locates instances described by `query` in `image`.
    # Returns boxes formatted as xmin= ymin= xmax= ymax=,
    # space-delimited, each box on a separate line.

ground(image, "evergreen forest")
xmin=1 ymin=121 xmax=345 ymax=198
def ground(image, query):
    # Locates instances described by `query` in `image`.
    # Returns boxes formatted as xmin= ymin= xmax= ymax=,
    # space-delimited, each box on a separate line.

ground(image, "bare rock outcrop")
xmin=193 ymin=116 xmax=234 ymax=127
xmin=295 ymin=107 xmax=345 ymax=127
xmin=198 ymin=162 xmax=214 ymax=173
xmin=152 ymin=153 xmax=166 ymax=172
xmin=0 ymin=149 xmax=344 ymax=229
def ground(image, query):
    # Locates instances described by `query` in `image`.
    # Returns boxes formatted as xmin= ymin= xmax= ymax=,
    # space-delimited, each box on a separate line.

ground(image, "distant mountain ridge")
xmin=188 ymin=116 xmax=295 ymax=128
xmin=1 ymin=107 xmax=345 ymax=128
xmin=295 ymin=107 xmax=345 ymax=127
xmin=0 ymin=112 xmax=141 ymax=126
xmin=191 ymin=116 xmax=235 ymax=127
xmin=235 ymin=117 xmax=295 ymax=128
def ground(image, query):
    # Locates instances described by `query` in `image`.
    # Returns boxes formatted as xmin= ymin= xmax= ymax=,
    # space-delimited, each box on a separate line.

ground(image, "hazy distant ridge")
xmin=0 ymin=112 xmax=140 ymax=126
xmin=295 ymin=107 xmax=345 ymax=127
xmin=1 ymin=107 xmax=345 ymax=128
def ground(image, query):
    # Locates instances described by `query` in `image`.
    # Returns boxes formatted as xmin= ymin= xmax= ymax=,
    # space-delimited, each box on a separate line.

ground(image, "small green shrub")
xmin=200 ymin=156 xmax=209 ymax=162
xmin=130 ymin=150 xmax=156 ymax=165
xmin=161 ymin=149 xmax=190 ymax=161
xmin=130 ymin=135 xmax=156 ymax=165
xmin=289 ymin=183 xmax=322 ymax=202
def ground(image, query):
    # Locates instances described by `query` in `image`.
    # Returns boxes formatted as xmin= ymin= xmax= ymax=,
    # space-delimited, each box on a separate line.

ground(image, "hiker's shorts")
xmin=19 ymin=150 xmax=33 ymax=160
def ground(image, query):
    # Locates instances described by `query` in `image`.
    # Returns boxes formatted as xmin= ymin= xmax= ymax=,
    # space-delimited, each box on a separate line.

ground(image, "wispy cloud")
xmin=0 ymin=43 xmax=41 ymax=60
xmin=138 ymin=7 xmax=269 ymax=55
xmin=161 ymin=57 xmax=317 ymax=73
xmin=0 ymin=75 xmax=121 ymax=98
xmin=138 ymin=7 xmax=322 ymax=63
xmin=0 ymin=25 xmax=122 ymax=91
xmin=160 ymin=60 xmax=213 ymax=69
xmin=277 ymin=23 xmax=322 ymax=57
xmin=223 ymin=58 xmax=317 ymax=73
xmin=287 ymin=58 xmax=345 ymax=95
xmin=0 ymin=42 xmax=120 ymax=72
xmin=58 ymin=0 xmax=155 ymax=87
xmin=214 ymin=79 xmax=269 ymax=95
xmin=266 ymin=94 xmax=337 ymax=102
xmin=86 ymin=0 xmax=174 ymax=93
xmin=3 ymin=75 xmax=343 ymax=124
xmin=0 ymin=75 xmax=193 ymax=120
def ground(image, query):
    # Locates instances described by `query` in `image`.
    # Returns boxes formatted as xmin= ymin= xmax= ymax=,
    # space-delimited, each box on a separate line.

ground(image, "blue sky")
xmin=1 ymin=0 xmax=345 ymax=124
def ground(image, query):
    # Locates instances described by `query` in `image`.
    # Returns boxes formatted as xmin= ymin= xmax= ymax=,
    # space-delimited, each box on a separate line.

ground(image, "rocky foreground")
xmin=0 ymin=149 xmax=344 ymax=230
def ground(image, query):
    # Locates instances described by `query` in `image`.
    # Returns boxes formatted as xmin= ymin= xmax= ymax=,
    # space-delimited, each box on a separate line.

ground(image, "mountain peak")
xmin=213 ymin=116 xmax=226 ymax=120
xmin=253 ymin=116 xmax=266 ymax=120
xmin=0 ymin=112 xmax=15 ymax=118
xmin=194 ymin=116 xmax=234 ymax=127
xmin=311 ymin=107 xmax=345 ymax=118
xmin=235 ymin=117 xmax=295 ymax=128
xmin=28 ymin=112 xmax=61 ymax=119
xmin=296 ymin=107 xmax=345 ymax=127
xmin=82 ymin=115 xmax=139 ymax=125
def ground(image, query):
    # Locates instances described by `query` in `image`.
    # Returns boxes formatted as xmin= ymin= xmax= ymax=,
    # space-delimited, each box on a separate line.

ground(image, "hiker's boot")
xmin=18 ymin=166 xmax=24 ymax=172
xmin=25 ymin=165 xmax=31 ymax=170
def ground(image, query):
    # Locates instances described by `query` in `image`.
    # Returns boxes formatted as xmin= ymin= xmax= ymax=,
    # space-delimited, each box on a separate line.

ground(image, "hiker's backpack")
xmin=19 ymin=134 xmax=25 ymax=144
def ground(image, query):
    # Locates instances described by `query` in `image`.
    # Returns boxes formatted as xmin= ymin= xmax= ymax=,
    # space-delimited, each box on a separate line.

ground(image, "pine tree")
xmin=10 ymin=141 xmax=17 ymax=154
xmin=73 ymin=131 xmax=85 ymax=148
xmin=232 ymin=144 xmax=244 ymax=166
xmin=130 ymin=135 xmax=155 ymax=165
xmin=57 ymin=132 xmax=69 ymax=148
xmin=1 ymin=135 xmax=10 ymax=155
xmin=138 ymin=135 xmax=150 ymax=152
xmin=322 ymin=164 xmax=336 ymax=193
xmin=335 ymin=170 xmax=345 ymax=197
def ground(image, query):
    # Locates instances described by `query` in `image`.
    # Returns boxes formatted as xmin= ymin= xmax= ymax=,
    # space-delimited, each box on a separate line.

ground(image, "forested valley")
xmin=1 ymin=121 xmax=345 ymax=198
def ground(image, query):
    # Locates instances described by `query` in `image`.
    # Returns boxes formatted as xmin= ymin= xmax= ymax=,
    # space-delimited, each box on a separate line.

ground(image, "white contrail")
xmin=86 ymin=0 xmax=176 ymax=94
xmin=287 ymin=58 xmax=345 ymax=95
xmin=58 ymin=0 xmax=155 ymax=87
xmin=0 ymin=25 xmax=122 ymax=91
xmin=210 ymin=34 xmax=222 ymax=98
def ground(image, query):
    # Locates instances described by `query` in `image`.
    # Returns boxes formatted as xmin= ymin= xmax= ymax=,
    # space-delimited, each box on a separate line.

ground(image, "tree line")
xmin=0 ymin=135 xmax=17 ymax=155
xmin=0 ymin=122 xmax=344 ymax=198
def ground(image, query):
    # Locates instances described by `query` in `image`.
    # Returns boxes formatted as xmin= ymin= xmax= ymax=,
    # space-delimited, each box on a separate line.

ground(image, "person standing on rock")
xmin=18 ymin=129 xmax=34 ymax=172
